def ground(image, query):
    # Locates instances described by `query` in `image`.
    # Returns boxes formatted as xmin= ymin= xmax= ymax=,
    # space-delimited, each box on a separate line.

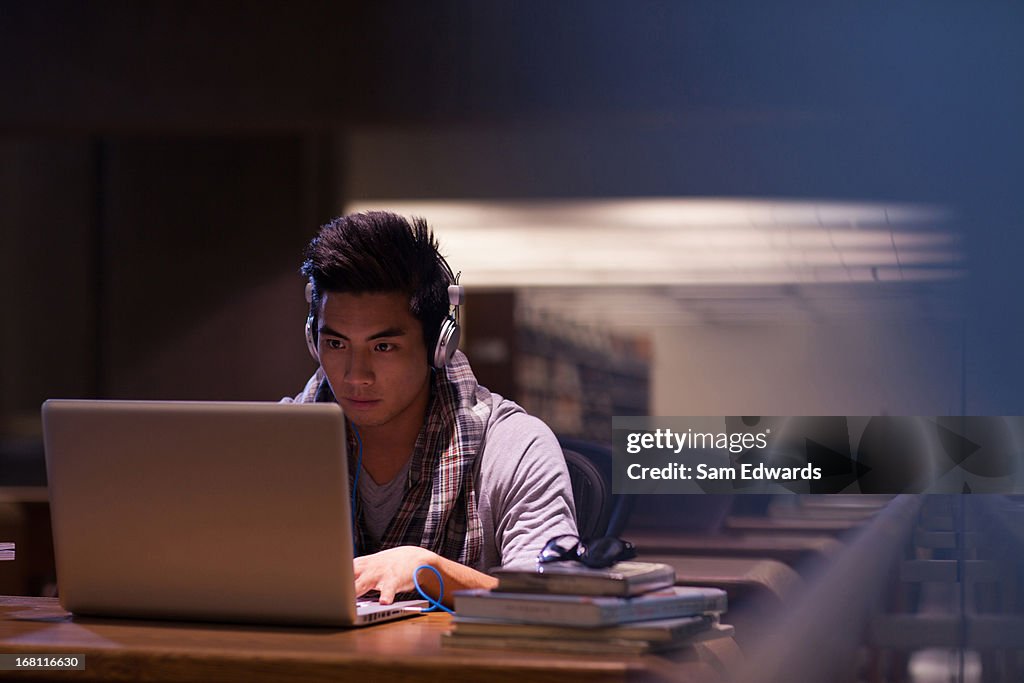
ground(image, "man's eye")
xmin=374 ymin=342 xmax=395 ymax=352
xmin=326 ymin=339 xmax=345 ymax=350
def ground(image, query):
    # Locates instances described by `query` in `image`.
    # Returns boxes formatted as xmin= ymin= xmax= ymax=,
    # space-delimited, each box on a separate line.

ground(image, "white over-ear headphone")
xmin=304 ymin=279 xmax=464 ymax=369
xmin=433 ymin=283 xmax=464 ymax=369
xmin=304 ymin=281 xmax=319 ymax=361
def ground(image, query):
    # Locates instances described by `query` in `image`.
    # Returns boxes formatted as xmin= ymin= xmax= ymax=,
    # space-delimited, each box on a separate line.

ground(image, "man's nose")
xmin=344 ymin=350 xmax=374 ymax=384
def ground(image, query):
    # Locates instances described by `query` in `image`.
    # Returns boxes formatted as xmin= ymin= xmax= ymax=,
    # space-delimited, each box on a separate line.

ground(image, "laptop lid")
xmin=42 ymin=399 xmax=397 ymax=626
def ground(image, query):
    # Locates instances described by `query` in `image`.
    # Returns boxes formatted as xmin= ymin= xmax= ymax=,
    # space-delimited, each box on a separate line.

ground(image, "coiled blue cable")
xmin=413 ymin=564 xmax=455 ymax=614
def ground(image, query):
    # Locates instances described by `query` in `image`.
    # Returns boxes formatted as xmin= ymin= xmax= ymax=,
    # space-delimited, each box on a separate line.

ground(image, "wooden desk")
xmin=722 ymin=515 xmax=864 ymax=536
xmin=766 ymin=501 xmax=884 ymax=522
xmin=640 ymin=555 xmax=802 ymax=609
xmin=0 ymin=597 xmax=740 ymax=682
xmin=628 ymin=531 xmax=842 ymax=575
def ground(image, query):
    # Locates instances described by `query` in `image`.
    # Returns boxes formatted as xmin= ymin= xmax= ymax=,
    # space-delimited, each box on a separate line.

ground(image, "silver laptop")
xmin=42 ymin=399 xmax=426 ymax=626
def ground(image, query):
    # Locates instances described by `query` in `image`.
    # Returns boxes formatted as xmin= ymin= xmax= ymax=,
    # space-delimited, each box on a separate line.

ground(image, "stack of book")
xmin=446 ymin=561 xmax=732 ymax=654
xmin=0 ymin=542 xmax=13 ymax=561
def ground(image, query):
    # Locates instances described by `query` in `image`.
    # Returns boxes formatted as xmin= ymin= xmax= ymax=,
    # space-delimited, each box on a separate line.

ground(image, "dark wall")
xmin=2 ymin=1 xmax=1023 ymax=415
xmin=0 ymin=139 xmax=97 ymax=412
xmin=98 ymin=135 xmax=336 ymax=400
xmin=1 ymin=134 xmax=339 ymax=414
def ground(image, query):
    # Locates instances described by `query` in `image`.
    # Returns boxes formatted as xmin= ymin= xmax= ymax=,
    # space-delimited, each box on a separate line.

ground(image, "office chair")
xmin=558 ymin=437 xmax=636 ymax=540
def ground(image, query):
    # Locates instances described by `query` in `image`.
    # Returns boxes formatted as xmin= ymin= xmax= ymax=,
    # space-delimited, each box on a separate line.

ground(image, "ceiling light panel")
xmin=347 ymin=198 xmax=960 ymax=287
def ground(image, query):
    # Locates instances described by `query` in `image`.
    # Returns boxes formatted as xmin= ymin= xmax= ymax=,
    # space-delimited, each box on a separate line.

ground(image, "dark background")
xmin=2 ymin=0 xmax=1022 ymax=420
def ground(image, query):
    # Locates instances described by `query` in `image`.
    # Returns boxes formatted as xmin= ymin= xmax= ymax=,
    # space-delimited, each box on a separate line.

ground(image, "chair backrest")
xmin=561 ymin=447 xmax=612 ymax=540
xmin=558 ymin=437 xmax=635 ymax=540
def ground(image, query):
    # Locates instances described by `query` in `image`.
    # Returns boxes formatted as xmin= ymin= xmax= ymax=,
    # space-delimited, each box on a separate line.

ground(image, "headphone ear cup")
xmin=305 ymin=313 xmax=319 ymax=362
xmin=432 ymin=316 xmax=460 ymax=368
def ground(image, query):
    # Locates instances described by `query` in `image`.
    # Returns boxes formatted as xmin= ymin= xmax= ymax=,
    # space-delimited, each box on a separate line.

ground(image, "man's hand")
xmin=353 ymin=545 xmax=498 ymax=606
xmin=353 ymin=546 xmax=435 ymax=605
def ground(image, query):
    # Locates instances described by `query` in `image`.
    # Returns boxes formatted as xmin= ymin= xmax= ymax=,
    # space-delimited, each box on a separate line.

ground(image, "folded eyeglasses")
xmin=537 ymin=534 xmax=637 ymax=569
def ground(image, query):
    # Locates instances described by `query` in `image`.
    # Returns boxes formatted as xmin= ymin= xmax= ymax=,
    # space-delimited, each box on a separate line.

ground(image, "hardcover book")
xmin=453 ymin=585 xmax=727 ymax=627
xmin=492 ymin=561 xmax=676 ymax=597
xmin=452 ymin=613 xmax=716 ymax=641
xmin=442 ymin=622 xmax=735 ymax=654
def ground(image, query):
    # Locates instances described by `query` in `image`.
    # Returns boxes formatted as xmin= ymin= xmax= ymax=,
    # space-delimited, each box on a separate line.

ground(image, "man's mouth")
xmin=343 ymin=397 xmax=381 ymax=406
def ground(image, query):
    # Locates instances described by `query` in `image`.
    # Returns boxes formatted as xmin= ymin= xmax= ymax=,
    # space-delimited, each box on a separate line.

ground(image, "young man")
xmin=286 ymin=211 xmax=577 ymax=605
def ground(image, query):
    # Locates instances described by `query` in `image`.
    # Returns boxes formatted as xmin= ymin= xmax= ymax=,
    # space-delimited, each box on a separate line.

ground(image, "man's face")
xmin=316 ymin=291 xmax=431 ymax=431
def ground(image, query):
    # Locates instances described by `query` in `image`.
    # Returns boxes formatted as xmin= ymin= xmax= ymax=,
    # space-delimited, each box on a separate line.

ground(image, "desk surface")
xmin=641 ymin=555 xmax=802 ymax=607
xmin=722 ymin=515 xmax=864 ymax=535
xmin=0 ymin=596 xmax=739 ymax=683
xmin=628 ymin=531 xmax=842 ymax=572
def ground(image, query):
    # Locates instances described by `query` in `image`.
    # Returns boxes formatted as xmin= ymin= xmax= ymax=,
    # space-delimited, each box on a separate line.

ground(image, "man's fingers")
xmin=354 ymin=577 xmax=373 ymax=599
xmin=378 ymin=581 xmax=397 ymax=605
xmin=353 ymin=560 xmax=378 ymax=598
xmin=351 ymin=548 xmax=429 ymax=604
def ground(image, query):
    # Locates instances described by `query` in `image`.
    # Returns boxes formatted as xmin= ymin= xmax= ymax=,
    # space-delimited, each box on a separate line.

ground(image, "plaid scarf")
xmin=296 ymin=350 xmax=488 ymax=567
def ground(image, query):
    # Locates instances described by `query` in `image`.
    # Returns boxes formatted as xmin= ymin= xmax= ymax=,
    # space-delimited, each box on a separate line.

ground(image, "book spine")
xmin=452 ymin=614 xmax=713 ymax=641
xmin=456 ymin=594 xmax=725 ymax=627
xmin=496 ymin=578 xmax=627 ymax=597
xmin=442 ymin=633 xmax=653 ymax=655
xmin=600 ymin=596 xmax=725 ymax=624
xmin=456 ymin=596 xmax=600 ymax=624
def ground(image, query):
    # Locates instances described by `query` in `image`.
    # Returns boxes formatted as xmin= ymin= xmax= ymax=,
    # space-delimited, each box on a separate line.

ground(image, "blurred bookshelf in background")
xmin=464 ymin=291 xmax=650 ymax=444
